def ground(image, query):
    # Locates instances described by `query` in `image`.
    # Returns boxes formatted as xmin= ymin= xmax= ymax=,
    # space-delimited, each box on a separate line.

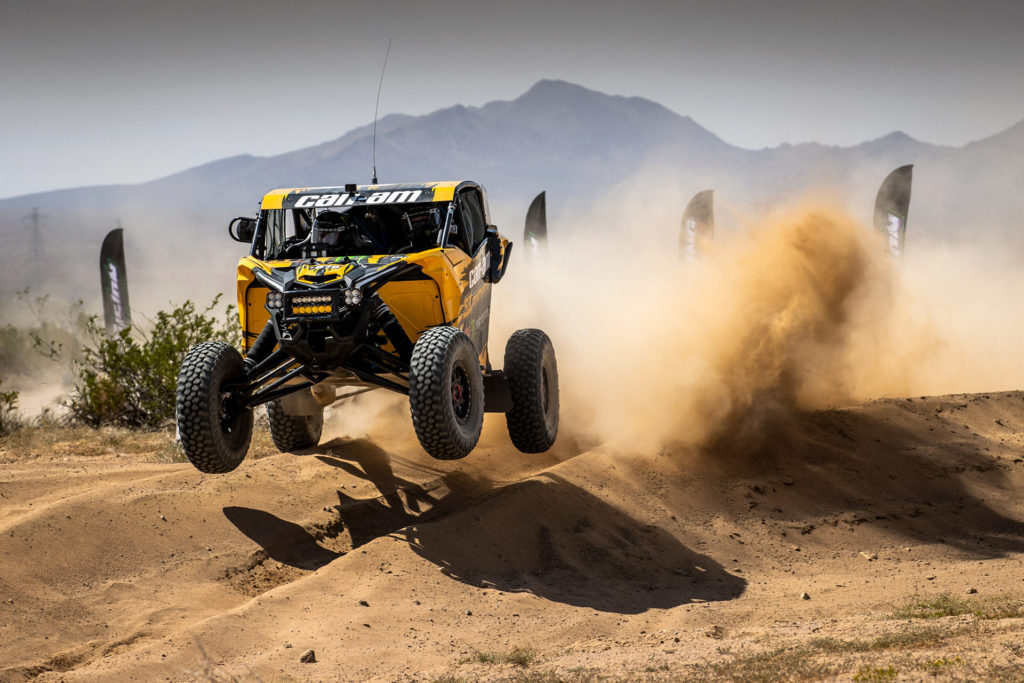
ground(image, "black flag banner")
xmin=680 ymin=190 xmax=714 ymax=260
xmin=524 ymin=191 xmax=547 ymax=255
xmin=100 ymin=227 xmax=131 ymax=336
xmin=873 ymin=165 xmax=913 ymax=257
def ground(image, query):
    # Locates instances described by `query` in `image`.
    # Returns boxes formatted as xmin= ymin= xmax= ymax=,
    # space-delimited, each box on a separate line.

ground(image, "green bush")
xmin=0 ymin=378 xmax=18 ymax=435
xmin=0 ymin=291 xmax=83 ymax=380
xmin=66 ymin=296 xmax=238 ymax=428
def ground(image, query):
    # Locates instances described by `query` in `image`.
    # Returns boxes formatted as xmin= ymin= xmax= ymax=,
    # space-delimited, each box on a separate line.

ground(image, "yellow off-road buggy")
xmin=175 ymin=181 xmax=558 ymax=473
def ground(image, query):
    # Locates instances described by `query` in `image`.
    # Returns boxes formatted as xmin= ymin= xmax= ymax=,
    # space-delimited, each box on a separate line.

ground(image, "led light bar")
xmin=286 ymin=292 xmax=336 ymax=317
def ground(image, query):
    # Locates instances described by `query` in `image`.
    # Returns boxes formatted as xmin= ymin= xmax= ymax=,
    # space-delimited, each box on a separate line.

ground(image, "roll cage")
xmin=250 ymin=181 xmax=492 ymax=261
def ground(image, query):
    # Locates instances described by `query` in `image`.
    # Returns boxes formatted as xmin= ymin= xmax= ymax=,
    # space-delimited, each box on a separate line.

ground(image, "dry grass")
xmin=807 ymin=625 xmax=956 ymax=654
xmin=918 ymin=655 xmax=964 ymax=672
xmin=890 ymin=593 xmax=1024 ymax=620
xmin=0 ymin=420 xmax=170 ymax=462
xmin=688 ymin=644 xmax=841 ymax=682
xmin=0 ymin=416 xmax=278 ymax=464
xmin=686 ymin=624 xmax=977 ymax=682
xmin=470 ymin=647 xmax=539 ymax=667
xmin=852 ymin=665 xmax=898 ymax=681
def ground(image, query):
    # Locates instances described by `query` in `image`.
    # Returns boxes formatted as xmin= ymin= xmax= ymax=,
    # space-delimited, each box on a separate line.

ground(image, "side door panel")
xmin=444 ymin=242 xmax=492 ymax=368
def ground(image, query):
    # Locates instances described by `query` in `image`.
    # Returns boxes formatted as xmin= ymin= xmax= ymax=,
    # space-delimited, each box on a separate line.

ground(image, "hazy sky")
xmin=1 ymin=0 xmax=1021 ymax=199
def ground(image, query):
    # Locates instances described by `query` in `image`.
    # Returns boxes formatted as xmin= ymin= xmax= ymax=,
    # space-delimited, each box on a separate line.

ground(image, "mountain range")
xmin=1 ymin=79 xmax=1021 ymax=311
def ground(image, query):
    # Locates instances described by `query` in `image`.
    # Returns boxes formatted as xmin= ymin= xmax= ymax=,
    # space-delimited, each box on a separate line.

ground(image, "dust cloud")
xmin=7 ymin=190 xmax=1024 ymax=454
xmin=491 ymin=197 xmax=1024 ymax=453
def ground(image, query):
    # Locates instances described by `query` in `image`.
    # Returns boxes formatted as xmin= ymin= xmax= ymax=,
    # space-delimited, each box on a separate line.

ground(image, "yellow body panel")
xmin=260 ymin=190 xmax=287 ymax=210
xmin=430 ymin=186 xmax=455 ymax=202
xmin=236 ymin=257 xmax=274 ymax=350
xmin=376 ymin=280 xmax=445 ymax=341
xmin=404 ymin=249 xmax=467 ymax=322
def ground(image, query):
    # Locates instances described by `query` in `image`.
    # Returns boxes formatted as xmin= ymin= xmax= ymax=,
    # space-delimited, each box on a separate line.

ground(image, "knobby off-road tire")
xmin=176 ymin=341 xmax=253 ymax=473
xmin=266 ymin=397 xmax=323 ymax=451
xmin=504 ymin=329 xmax=559 ymax=453
xmin=408 ymin=326 xmax=485 ymax=460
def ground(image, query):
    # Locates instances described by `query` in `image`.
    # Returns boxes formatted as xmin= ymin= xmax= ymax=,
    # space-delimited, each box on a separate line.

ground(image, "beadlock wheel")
xmin=408 ymin=326 xmax=484 ymax=460
xmin=266 ymin=397 xmax=324 ymax=452
xmin=504 ymin=328 xmax=559 ymax=453
xmin=176 ymin=341 xmax=253 ymax=473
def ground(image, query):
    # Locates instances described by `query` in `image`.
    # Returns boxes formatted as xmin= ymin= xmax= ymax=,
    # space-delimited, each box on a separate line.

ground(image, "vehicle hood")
xmin=265 ymin=255 xmax=409 ymax=287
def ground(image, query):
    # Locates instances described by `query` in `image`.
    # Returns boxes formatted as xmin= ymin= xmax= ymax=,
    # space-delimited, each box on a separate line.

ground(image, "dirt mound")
xmin=1 ymin=389 xmax=1022 ymax=681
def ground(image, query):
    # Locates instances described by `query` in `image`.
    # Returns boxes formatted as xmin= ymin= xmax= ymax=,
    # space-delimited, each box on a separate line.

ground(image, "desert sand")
xmin=2 ymin=387 xmax=1023 ymax=682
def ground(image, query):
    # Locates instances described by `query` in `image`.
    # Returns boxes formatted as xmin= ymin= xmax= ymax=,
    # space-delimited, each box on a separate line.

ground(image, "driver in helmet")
xmin=313 ymin=209 xmax=372 ymax=255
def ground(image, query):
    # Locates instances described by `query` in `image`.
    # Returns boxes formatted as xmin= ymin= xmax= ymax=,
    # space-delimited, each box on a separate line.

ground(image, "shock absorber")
xmin=367 ymin=295 xmax=414 ymax=361
xmin=246 ymin=320 xmax=276 ymax=366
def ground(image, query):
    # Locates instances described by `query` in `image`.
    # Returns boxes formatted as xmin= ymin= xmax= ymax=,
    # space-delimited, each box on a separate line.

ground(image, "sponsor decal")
xmin=468 ymin=246 xmax=489 ymax=289
xmin=105 ymin=259 xmax=126 ymax=326
xmin=886 ymin=213 xmax=903 ymax=256
xmin=297 ymin=263 xmax=347 ymax=278
xmin=684 ymin=217 xmax=699 ymax=259
xmin=293 ymin=189 xmax=423 ymax=209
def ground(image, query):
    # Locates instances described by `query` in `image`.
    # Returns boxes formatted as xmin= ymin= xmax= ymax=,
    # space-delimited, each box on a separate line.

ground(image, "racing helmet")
xmin=312 ymin=209 xmax=349 ymax=236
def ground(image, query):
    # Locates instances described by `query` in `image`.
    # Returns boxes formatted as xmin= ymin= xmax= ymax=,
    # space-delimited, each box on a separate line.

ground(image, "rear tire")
xmin=504 ymin=329 xmax=559 ymax=453
xmin=409 ymin=326 xmax=484 ymax=460
xmin=266 ymin=397 xmax=324 ymax=451
xmin=176 ymin=341 xmax=253 ymax=473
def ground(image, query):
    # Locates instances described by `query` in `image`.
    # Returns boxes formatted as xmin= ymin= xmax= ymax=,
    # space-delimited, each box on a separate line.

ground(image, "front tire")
xmin=408 ymin=326 xmax=485 ymax=460
xmin=504 ymin=329 xmax=559 ymax=453
xmin=176 ymin=341 xmax=253 ymax=473
xmin=266 ymin=397 xmax=324 ymax=451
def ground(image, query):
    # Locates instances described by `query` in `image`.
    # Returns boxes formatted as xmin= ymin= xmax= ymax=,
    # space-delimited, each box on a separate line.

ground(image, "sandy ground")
xmin=1 ymin=390 xmax=1024 ymax=682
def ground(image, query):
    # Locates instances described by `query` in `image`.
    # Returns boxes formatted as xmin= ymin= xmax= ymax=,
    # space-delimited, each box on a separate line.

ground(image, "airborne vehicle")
xmin=175 ymin=181 xmax=559 ymax=473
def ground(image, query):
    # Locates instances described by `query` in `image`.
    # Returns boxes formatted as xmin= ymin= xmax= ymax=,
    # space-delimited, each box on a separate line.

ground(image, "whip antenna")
xmin=371 ymin=38 xmax=391 ymax=185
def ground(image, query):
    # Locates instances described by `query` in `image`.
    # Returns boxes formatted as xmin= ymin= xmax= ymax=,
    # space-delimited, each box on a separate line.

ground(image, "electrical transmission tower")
xmin=22 ymin=208 xmax=46 ymax=291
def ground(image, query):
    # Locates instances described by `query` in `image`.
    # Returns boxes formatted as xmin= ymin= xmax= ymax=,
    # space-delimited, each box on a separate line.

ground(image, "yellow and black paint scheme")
xmin=232 ymin=180 xmax=512 ymax=409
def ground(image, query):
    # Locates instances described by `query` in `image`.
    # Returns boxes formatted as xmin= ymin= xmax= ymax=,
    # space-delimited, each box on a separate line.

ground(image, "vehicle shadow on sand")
xmin=223 ymin=438 xmax=487 ymax=568
xmin=315 ymin=437 xmax=491 ymax=547
xmin=224 ymin=439 xmax=746 ymax=612
xmin=396 ymin=472 xmax=747 ymax=614
xmin=222 ymin=506 xmax=341 ymax=570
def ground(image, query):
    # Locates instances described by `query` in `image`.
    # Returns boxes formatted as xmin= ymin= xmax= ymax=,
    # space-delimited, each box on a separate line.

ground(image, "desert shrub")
xmin=0 ymin=291 xmax=84 ymax=380
xmin=66 ymin=296 xmax=238 ymax=428
xmin=0 ymin=377 xmax=18 ymax=435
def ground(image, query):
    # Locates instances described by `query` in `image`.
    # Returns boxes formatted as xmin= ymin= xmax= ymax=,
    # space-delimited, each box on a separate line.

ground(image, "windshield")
xmin=255 ymin=201 xmax=448 ymax=260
